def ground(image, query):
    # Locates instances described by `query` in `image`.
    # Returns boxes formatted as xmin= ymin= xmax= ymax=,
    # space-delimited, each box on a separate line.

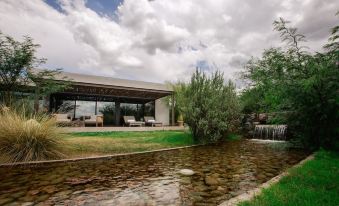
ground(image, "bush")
xmin=0 ymin=106 xmax=65 ymax=163
xmin=180 ymin=70 xmax=240 ymax=143
xmin=241 ymin=17 xmax=339 ymax=150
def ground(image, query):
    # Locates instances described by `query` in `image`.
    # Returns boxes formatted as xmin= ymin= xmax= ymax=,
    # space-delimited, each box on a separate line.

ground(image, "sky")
xmin=0 ymin=0 xmax=338 ymax=85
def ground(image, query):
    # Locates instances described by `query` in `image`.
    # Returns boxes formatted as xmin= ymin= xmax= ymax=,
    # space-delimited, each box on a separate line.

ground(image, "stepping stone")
xmin=179 ymin=169 xmax=195 ymax=176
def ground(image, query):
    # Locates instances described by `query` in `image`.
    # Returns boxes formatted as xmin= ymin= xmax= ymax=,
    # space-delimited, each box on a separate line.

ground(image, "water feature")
xmin=253 ymin=125 xmax=287 ymax=140
xmin=0 ymin=140 xmax=308 ymax=206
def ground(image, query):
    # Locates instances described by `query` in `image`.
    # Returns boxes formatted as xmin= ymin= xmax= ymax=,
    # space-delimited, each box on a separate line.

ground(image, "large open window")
xmin=50 ymin=94 xmax=155 ymax=126
xmin=75 ymin=101 xmax=96 ymax=118
xmin=97 ymin=102 xmax=115 ymax=126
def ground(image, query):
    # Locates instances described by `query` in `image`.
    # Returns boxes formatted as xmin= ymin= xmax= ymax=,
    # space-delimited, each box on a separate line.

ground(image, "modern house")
xmin=45 ymin=71 xmax=174 ymax=126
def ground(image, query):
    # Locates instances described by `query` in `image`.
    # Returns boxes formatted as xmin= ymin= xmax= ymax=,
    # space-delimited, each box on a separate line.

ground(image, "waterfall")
xmin=253 ymin=125 xmax=287 ymax=140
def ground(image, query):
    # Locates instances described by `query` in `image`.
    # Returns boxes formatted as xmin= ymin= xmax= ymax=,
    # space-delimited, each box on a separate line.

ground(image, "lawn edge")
xmin=218 ymin=153 xmax=315 ymax=206
xmin=0 ymin=144 xmax=202 ymax=167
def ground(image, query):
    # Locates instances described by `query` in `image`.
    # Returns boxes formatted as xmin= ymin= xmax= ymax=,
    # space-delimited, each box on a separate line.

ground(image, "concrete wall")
xmin=155 ymin=97 xmax=170 ymax=125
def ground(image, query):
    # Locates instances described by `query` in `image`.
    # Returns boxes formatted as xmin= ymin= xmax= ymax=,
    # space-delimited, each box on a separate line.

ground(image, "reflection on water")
xmin=0 ymin=140 xmax=308 ymax=206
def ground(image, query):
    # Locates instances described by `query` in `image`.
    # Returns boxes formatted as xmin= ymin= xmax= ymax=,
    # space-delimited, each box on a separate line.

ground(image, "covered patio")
xmin=48 ymin=71 xmax=175 ymax=126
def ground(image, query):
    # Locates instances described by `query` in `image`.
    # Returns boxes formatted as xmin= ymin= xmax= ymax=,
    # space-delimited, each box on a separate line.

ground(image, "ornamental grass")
xmin=0 ymin=106 xmax=65 ymax=163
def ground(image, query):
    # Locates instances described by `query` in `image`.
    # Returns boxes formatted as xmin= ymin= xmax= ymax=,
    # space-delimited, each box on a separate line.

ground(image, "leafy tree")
xmin=28 ymin=69 xmax=70 ymax=112
xmin=241 ymin=16 xmax=339 ymax=150
xmin=0 ymin=32 xmax=69 ymax=111
xmin=164 ymin=81 xmax=187 ymax=123
xmin=180 ymin=69 xmax=240 ymax=143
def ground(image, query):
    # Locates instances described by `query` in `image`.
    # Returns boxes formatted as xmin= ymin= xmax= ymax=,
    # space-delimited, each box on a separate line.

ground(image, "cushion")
xmin=127 ymin=119 xmax=135 ymax=123
xmin=147 ymin=119 xmax=155 ymax=122
xmin=56 ymin=114 xmax=68 ymax=120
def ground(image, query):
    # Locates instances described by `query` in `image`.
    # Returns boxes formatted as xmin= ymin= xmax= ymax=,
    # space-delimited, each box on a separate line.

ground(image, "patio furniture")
xmin=52 ymin=113 xmax=72 ymax=126
xmin=144 ymin=116 xmax=163 ymax=127
xmin=82 ymin=115 xmax=104 ymax=127
xmin=123 ymin=116 xmax=144 ymax=127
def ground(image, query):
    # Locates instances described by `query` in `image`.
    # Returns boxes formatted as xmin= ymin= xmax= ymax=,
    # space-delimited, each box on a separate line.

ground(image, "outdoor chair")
xmin=123 ymin=116 xmax=144 ymax=127
xmin=52 ymin=113 xmax=72 ymax=126
xmin=144 ymin=116 xmax=163 ymax=127
xmin=82 ymin=115 xmax=104 ymax=127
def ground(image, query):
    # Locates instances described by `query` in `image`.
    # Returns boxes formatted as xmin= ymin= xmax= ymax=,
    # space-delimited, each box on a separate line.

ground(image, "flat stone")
xmin=21 ymin=202 xmax=34 ymax=206
xmin=0 ymin=198 xmax=14 ymax=205
xmin=179 ymin=169 xmax=195 ymax=176
xmin=28 ymin=189 xmax=40 ymax=196
xmin=205 ymin=176 xmax=219 ymax=186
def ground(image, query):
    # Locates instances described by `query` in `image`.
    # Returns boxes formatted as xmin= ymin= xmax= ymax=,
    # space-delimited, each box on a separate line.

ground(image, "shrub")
xmin=180 ymin=70 xmax=241 ymax=143
xmin=0 ymin=106 xmax=65 ymax=163
xmin=241 ymin=17 xmax=339 ymax=150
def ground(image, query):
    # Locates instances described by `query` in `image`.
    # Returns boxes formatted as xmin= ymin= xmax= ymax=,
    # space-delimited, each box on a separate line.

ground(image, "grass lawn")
xmin=63 ymin=130 xmax=195 ymax=158
xmin=239 ymin=150 xmax=339 ymax=206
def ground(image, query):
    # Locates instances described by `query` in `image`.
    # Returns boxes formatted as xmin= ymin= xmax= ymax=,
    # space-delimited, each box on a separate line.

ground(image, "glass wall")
xmin=97 ymin=102 xmax=115 ymax=126
xmin=144 ymin=101 xmax=155 ymax=117
xmin=75 ymin=101 xmax=96 ymax=118
xmin=121 ymin=103 xmax=140 ymax=120
xmin=56 ymin=100 xmax=76 ymax=119
xmin=51 ymin=95 xmax=156 ymax=126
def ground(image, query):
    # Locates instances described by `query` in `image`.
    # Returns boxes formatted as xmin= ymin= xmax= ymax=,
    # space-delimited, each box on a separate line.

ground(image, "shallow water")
xmin=0 ymin=140 xmax=308 ymax=206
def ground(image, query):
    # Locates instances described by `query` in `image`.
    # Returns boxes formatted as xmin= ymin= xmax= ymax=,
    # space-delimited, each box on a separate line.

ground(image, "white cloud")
xmin=0 ymin=0 xmax=337 ymax=84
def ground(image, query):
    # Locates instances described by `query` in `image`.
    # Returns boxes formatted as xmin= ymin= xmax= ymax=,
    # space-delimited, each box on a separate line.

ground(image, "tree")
xmin=28 ymin=69 xmax=70 ymax=112
xmin=164 ymin=81 xmax=187 ymax=123
xmin=180 ymin=69 xmax=240 ymax=143
xmin=241 ymin=16 xmax=339 ymax=150
xmin=0 ymin=32 xmax=69 ymax=111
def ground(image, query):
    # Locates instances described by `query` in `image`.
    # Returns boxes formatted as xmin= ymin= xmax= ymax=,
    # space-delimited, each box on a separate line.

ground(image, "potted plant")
xmin=177 ymin=113 xmax=184 ymax=127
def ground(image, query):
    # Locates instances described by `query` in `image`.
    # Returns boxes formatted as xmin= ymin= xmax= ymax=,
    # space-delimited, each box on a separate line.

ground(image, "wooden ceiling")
xmin=53 ymin=83 xmax=172 ymax=103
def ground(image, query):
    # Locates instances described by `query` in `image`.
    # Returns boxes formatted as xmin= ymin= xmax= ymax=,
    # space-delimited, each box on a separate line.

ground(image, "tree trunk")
xmin=34 ymin=87 xmax=40 ymax=113
xmin=3 ymin=90 xmax=12 ymax=107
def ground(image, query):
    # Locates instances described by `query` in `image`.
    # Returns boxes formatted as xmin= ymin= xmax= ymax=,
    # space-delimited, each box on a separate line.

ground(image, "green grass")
xmin=239 ymin=150 xmax=339 ymax=206
xmin=64 ymin=131 xmax=195 ymax=158
xmin=64 ymin=131 xmax=241 ymax=158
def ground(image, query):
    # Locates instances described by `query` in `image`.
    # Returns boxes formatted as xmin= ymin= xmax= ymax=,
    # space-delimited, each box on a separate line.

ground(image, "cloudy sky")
xmin=0 ymin=0 xmax=338 ymax=84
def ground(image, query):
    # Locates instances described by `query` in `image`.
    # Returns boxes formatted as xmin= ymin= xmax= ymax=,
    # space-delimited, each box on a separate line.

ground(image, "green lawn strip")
xmin=226 ymin=133 xmax=242 ymax=141
xmin=64 ymin=131 xmax=243 ymax=157
xmin=63 ymin=131 xmax=195 ymax=156
xmin=239 ymin=150 xmax=339 ymax=206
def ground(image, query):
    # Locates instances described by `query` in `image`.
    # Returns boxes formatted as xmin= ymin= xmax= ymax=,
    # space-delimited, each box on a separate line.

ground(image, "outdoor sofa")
xmin=81 ymin=115 xmax=104 ymax=127
xmin=123 ymin=116 xmax=144 ymax=127
xmin=144 ymin=116 xmax=163 ymax=127
xmin=52 ymin=113 xmax=72 ymax=126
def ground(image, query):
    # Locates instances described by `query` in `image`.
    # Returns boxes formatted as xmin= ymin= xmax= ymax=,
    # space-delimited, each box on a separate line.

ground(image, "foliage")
xmin=240 ymin=87 xmax=265 ymax=113
xmin=29 ymin=69 xmax=70 ymax=112
xmin=0 ymin=32 xmax=69 ymax=111
xmin=179 ymin=69 xmax=241 ymax=143
xmin=164 ymin=81 xmax=186 ymax=122
xmin=239 ymin=150 xmax=339 ymax=206
xmin=98 ymin=103 xmax=116 ymax=125
xmin=266 ymin=113 xmax=288 ymax=125
xmin=241 ymin=16 xmax=339 ymax=150
xmin=0 ymin=32 xmax=41 ymax=105
xmin=0 ymin=106 xmax=65 ymax=163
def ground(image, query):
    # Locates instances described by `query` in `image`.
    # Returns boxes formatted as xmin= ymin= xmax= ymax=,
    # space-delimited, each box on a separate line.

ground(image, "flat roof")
xmin=54 ymin=71 xmax=173 ymax=92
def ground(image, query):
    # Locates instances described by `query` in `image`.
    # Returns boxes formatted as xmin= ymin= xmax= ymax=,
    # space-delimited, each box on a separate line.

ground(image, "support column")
xmin=34 ymin=87 xmax=40 ymax=113
xmin=43 ymin=95 xmax=50 ymax=113
xmin=115 ymin=101 xmax=121 ymax=126
xmin=171 ymin=94 xmax=175 ymax=126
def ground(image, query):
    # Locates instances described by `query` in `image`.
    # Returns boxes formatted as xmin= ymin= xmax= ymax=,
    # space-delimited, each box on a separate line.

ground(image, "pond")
xmin=0 ymin=140 xmax=308 ymax=206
